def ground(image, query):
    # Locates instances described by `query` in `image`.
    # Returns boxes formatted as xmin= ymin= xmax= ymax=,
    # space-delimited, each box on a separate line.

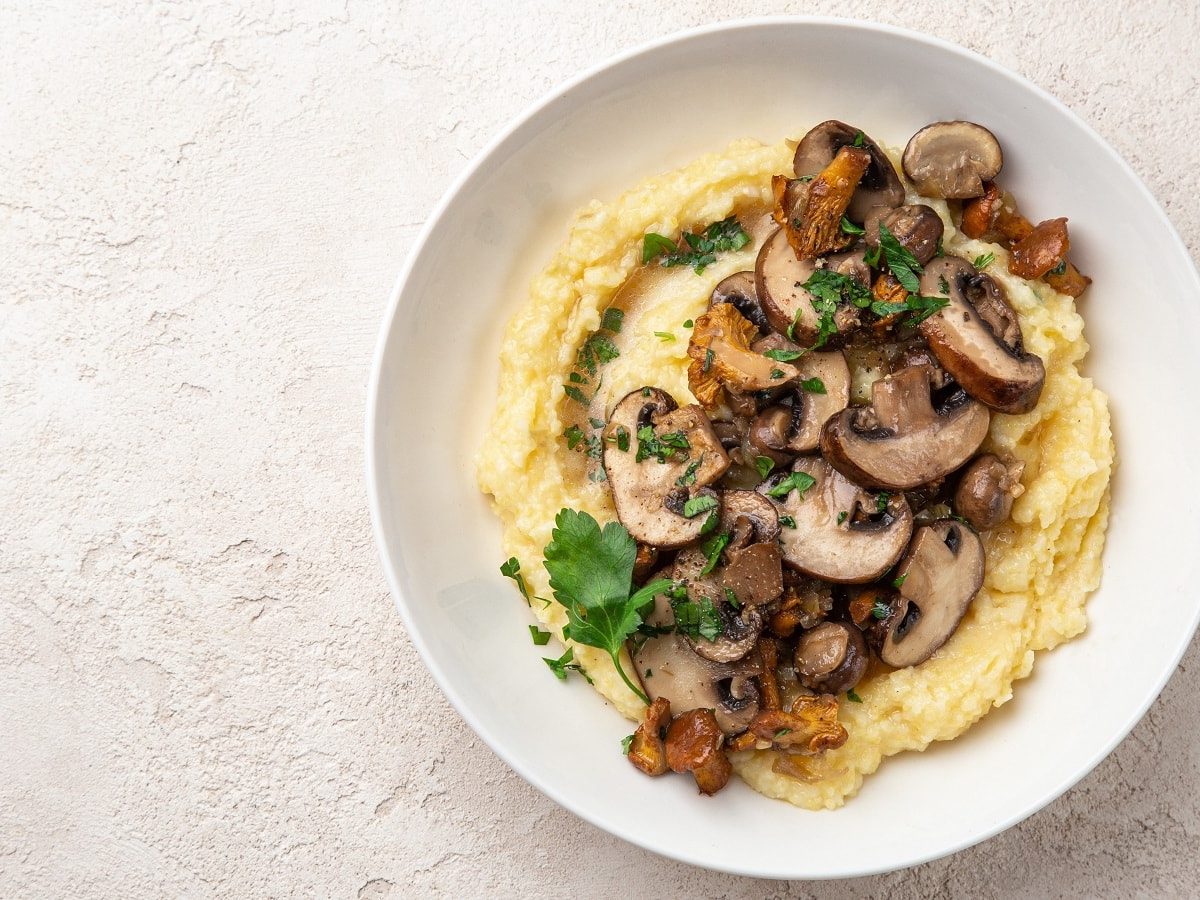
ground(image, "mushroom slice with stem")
xmin=821 ymin=364 xmax=990 ymax=490
xmin=954 ymin=453 xmax=1026 ymax=530
xmin=901 ymin=121 xmax=1003 ymax=200
xmin=632 ymin=582 xmax=762 ymax=735
xmin=750 ymin=337 xmax=851 ymax=453
xmin=755 ymin=228 xmax=865 ymax=346
xmin=794 ymin=621 xmax=869 ymax=695
xmin=918 ymin=256 xmax=1046 ymax=414
xmin=716 ymin=491 xmax=784 ymax=607
xmin=864 ymin=204 xmax=945 ymax=265
xmin=758 ymin=456 xmax=913 ymax=584
xmin=603 ymin=388 xmax=730 ymax=547
xmin=879 ymin=519 xmax=985 ymax=667
xmin=709 ymin=271 xmax=771 ymax=335
xmin=793 ymin=120 xmax=905 ymax=221
xmin=687 ymin=304 xmax=800 ymax=409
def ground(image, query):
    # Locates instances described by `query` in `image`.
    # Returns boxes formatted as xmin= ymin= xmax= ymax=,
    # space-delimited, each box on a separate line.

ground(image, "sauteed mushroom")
xmin=902 ymin=121 xmax=1003 ymax=199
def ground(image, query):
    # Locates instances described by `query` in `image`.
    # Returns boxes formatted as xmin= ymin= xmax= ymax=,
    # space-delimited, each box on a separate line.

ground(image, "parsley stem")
xmin=611 ymin=649 xmax=650 ymax=704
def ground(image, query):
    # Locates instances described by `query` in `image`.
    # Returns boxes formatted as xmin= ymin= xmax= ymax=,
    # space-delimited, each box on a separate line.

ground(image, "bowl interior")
xmin=368 ymin=18 xmax=1200 ymax=878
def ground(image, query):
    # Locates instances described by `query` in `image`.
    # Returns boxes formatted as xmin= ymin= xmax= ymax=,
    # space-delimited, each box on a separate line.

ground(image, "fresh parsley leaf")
xmin=775 ymin=728 xmax=792 ymax=738
xmin=766 ymin=471 xmax=817 ymax=500
xmin=799 ymin=377 xmax=826 ymax=394
xmin=568 ymin=371 xmax=587 ymax=384
xmin=878 ymin=222 xmax=923 ymax=293
xmin=544 ymin=647 xmax=574 ymax=680
xmin=755 ymin=455 xmax=775 ymax=480
xmin=779 ymin=515 xmax=797 ymax=528
xmin=938 ymin=274 xmax=951 ymax=295
xmin=892 ymin=572 xmax=908 ymax=588
xmin=605 ymin=424 xmax=629 ymax=452
xmin=863 ymin=244 xmax=883 ymax=268
xmin=676 ymin=457 xmax=702 ymax=487
xmin=804 ymin=268 xmax=873 ymax=310
xmin=770 ymin=368 xmax=785 ymax=380
xmin=563 ymin=425 xmax=584 ymax=450
xmin=501 ymin=557 xmax=533 ymax=606
xmin=699 ymin=511 xmax=719 ymax=535
xmin=587 ymin=334 xmax=620 ymax=364
xmin=683 ymin=319 xmax=694 ymax=328
xmin=588 ymin=417 xmax=605 ymax=429
xmin=702 ymin=348 xmax=715 ymax=373
xmin=585 ymin=433 xmax=603 ymax=459
xmin=837 ymin=511 xmax=848 ymax=525
xmin=871 ymin=600 xmax=890 ymax=620
xmin=904 ymin=294 xmax=950 ymax=324
xmin=587 ymin=467 xmax=607 ymax=483
xmin=600 ymin=307 xmax=624 ymax=333
xmin=724 ymin=586 xmax=740 ymax=609
xmin=704 ymin=216 xmax=752 ymax=252
xmin=973 ymin=252 xmax=995 ymax=270
xmin=846 ymin=689 xmax=863 ymax=703
xmin=529 ymin=625 xmax=551 ymax=645
xmin=935 ymin=237 xmax=944 ymax=258
xmin=654 ymin=331 xmax=675 ymax=342
xmin=635 ymin=426 xmax=690 ymax=463
xmin=764 ymin=348 xmax=804 ymax=362
xmin=876 ymin=492 xmax=890 ymax=513
xmin=840 ymin=216 xmax=865 ymax=235
xmin=563 ymin=384 xmax=588 ymax=404
xmin=699 ymin=530 xmax=731 ymax=577
xmin=621 ymin=733 xmax=634 ymax=754
xmin=543 ymin=509 xmax=672 ymax=704
xmin=642 ymin=232 xmax=678 ymax=263
xmin=851 ymin=130 xmax=866 ymax=148
xmin=672 ymin=595 xmax=723 ymax=641
xmin=682 ymin=494 xmax=718 ymax=519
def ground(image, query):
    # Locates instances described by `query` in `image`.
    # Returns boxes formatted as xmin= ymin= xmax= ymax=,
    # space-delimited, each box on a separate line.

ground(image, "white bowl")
xmin=367 ymin=17 xmax=1200 ymax=878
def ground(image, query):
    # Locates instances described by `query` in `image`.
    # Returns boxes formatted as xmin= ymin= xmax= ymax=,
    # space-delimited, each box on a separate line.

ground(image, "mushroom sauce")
xmin=477 ymin=124 xmax=1113 ymax=808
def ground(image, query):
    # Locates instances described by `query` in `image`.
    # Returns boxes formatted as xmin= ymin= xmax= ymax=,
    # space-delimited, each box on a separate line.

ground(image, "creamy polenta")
xmin=475 ymin=137 xmax=1113 ymax=809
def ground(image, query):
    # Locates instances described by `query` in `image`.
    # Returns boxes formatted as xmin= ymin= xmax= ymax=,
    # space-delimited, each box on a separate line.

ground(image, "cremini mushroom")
xmin=901 ymin=121 xmax=1003 ymax=199
xmin=793 ymin=120 xmax=905 ymax=221
xmin=710 ymin=271 xmax=771 ymax=335
xmin=755 ymin=228 xmax=865 ymax=346
xmin=717 ymin=491 xmax=785 ymax=607
xmin=748 ymin=338 xmax=852 ymax=454
xmin=821 ymin=365 xmax=990 ymax=490
xmin=864 ymin=204 xmax=945 ymax=265
xmin=794 ymin=621 xmax=869 ymax=695
xmin=687 ymin=304 xmax=800 ymax=408
xmin=879 ymin=519 xmax=985 ymax=667
xmin=918 ymin=256 xmax=1046 ymax=414
xmin=603 ymin=388 xmax=730 ymax=547
xmin=954 ymin=453 xmax=1026 ymax=530
xmin=758 ymin=456 xmax=913 ymax=584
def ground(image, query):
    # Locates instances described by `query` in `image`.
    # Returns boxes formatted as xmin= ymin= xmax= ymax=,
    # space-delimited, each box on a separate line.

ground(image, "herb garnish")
xmin=878 ymin=222 xmax=923 ymax=293
xmin=846 ymin=689 xmax=863 ymax=703
xmin=682 ymin=494 xmax=719 ymax=519
xmin=766 ymin=471 xmax=817 ymax=500
xmin=676 ymin=457 xmax=703 ymax=487
xmin=543 ymin=647 xmax=575 ymax=680
xmin=543 ymin=509 xmax=673 ymax=703
xmin=563 ymin=425 xmax=584 ymax=450
xmin=501 ymin=557 xmax=533 ymax=606
xmin=702 ymin=348 xmax=715 ymax=373
xmin=641 ymin=216 xmax=751 ymax=275
xmin=529 ymin=625 xmax=552 ymax=645
xmin=871 ymin=599 xmax=890 ymax=620
xmin=600 ymin=307 xmax=624 ymax=333
xmin=851 ymin=130 xmax=866 ymax=148
xmin=724 ymin=586 xmax=741 ymax=609
xmin=892 ymin=572 xmax=908 ymax=588
xmin=620 ymin=734 xmax=634 ymax=754
xmin=938 ymin=274 xmax=951 ymax=295
xmin=635 ymin=426 xmax=690 ymax=463
xmin=800 ymin=377 xmax=826 ymax=394
xmin=764 ymin=348 xmax=804 ymax=362
xmin=699 ymin=530 xmax=732 ymax=576
xmin=605 ymin=424 xmax=629 ymax=452
xmin=876 ymin=492 xmax=890 ymax=513
xmin=671 ymin=595 xmax=723 ymax=641
xmin=840 ymin=216 xmax=865 ymax=235
xmin=563 ymin=384 xmax=588 ymax=404
xmin=754 ymin=455 xmax=775 ymax=479
xmin=654 ymin=331 xmax=675 ymax=342
xmin=836 ymin=511 xmax=848 ymax=525
xmin=683 ymin=319 xmax=694 ymax=328
xmin=770 ymin=368 xmax=785 ymax=380
xmin=973 ymin=252 xmax=995 ymax=270
xmin=1048 ymin=258 xmax=1067 ymax=276
xmin=780 ymin=515 xmax=797 ymax=528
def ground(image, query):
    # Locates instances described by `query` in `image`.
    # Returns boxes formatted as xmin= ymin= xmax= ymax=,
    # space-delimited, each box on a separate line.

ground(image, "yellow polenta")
xmin=475 ymin=138 xmax=1114 ymax=809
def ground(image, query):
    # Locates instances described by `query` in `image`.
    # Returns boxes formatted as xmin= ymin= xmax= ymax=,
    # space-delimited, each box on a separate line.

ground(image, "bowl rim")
xmin=366 ymin=15 xmax=1200 ymax=879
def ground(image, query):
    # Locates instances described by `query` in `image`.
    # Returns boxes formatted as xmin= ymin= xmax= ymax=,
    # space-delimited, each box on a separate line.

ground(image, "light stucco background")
xmin=3 ymin=1 xmax=1199 ymax=897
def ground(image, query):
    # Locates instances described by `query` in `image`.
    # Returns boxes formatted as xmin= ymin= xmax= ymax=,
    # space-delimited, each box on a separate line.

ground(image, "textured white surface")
xmin=3 ymin=1 xmax=1199 ymax=896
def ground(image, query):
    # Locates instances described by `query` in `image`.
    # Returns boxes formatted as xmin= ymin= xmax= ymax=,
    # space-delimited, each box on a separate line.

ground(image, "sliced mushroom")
xmin=918 ymin=257 xmax=1046 ymax=414
xmin=758 ymin=456 xmax=913 ymax=584
xmin=864 ymin=204 xmax=945 ymax=265
xmin=794 ymin=621 xmax=869 ymax=695
xmin=821 ymin=365 xmax=990 ymax=490
xmin=718 ymin=489 xmax=782 ymax=545
xmin=879 ymin=519 xmax=984 ymax=667
xmin=793 ymin=120 xmax=905 ymax=221
xmin=689 ymin=602 xmax=764 ymax=663
xmin=632 ymin=583 xmax=762 ymax=734
xmin=603 ymin=388 xmax=730 ymax=547
xmin=954 ymin=453 xmax=1026 ymax=530
xmin=710 ymin=271 xmax=771 ymax=335
xmin=749 ymin=338 xmax=852 ymax=453
xmin=755 ymin=228 xmax=864 ymax=346
xmin=902 ymin=121 xmax=1003 ymax=200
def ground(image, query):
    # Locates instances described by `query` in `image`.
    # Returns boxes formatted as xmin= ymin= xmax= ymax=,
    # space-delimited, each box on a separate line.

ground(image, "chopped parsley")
xmin=973 ymin=252 xmax=995 ymax=270
xmin=764 ymin=348 xmax=804 ymax=362
xmin=863 ymin=244 xmax=883 ymax=268
xmin=529 ymin=625 xmax=552 ymax=646
xmin=851 ymin=130 xmax=866 ymax=148
xmin=770 ymin=368 xmax=785 ymax=380
xmin=840 ymin=216 xmax=865 ymax=235
xmin=938 ymin=274 xmax=951 ymax=295
xmin=836 ymin=511 xmax=848 ymax=525
xmin=724 ymin=586 xmax=741 ymax=609
xmin=775 ymin=728 xmax=793 ymax=738
xmin=1048 ymin=258 xmax=1067 ymax=276
xmin=799 ymin=377 xmax=826 ymax=394
xmin=635 ymin=426 xmax=690 ymax=463
xmin=654 ymin=331 xmax=676 ymax=342
xmin=935 ymin=236 xmax=944 ymax=257
xmin=621 ymin=734 xmax=635 ymax=754
xmin=766 ymin=470 xmax=817 ymax=500
xmin=568 ymin=371 xmax=587 ymax=384
xmin=682 ymin=494 xmax=719 ymax=519
xmin=876 ymin=492 xmax=890 ymax=513
xmin=780 ymin=515 xmax=797 ymax=529
xmin=563 ymin=384 xmax=588 ymax=404
xmin=698 ymin=530 xmax=732 ymax=576
xmin=671 ymin=595 xmax=723 ymax=641
xmin=605 ymin=424 xmax=630 ymax=452
xmin=576 ymin=332 xmax=619 ymax=376
xmin=641 ymin=216 xmax=751 ymax=275
xmin=543 ymin=647 xmax=591 ymax=683
xmin=563 ymin=425 xmax=584 ymax=450
xmin=676 ymin=457 xmax=703 ymax=487
xmin=683 ymin=319 xmax=694 ymax=328
xmin=754 ymin=455 xmax=775 ymax=480
xmin=702 ymin=348 xmax=715 ymax=373
xmin=600 ymin=307 xmax=624 ymax=333
xmin=878 ymin=222 xmax=923 ymax=293
xmin=846 ymin=689 xmax=863 ymax=703
xmin=871 ymin=599 xmax=891 ymax=620
xmin=892 ymin=572 xmax=908 ymax=588
xmin=500 ymin=557 xmax=533 ymax=606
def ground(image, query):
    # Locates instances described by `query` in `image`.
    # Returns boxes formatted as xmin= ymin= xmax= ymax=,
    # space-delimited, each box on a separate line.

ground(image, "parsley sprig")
xmin=642 ymin=216 xmax=751 ymax=275
xmin=543 ymin=509 xmax=671 ymax=704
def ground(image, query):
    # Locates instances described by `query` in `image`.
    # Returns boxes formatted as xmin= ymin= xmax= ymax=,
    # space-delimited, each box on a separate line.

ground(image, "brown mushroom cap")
xmin=749 ymin=337 xmax=852 ymax=453
xmin=864 ymin=204 xmax=945 ymax=265
xmin=821 ymin=365 xmax=990 ymax=490
xmin=793 ymin=120 xmax=905 ymax=221
xmin=918 ymin=257 xmax=1046 ymax=414
xmin=794 ymin=621 xmax=869 ymax=695
xmin=603 ymin=388 xmax=730 ymax=547
xmin=755 ymin=228 xmax=864 ymax=346
xmin=759 ymin=456 xmax=913 ymax=584
xmin=901 ymin=121 xmax=1003 ymax=200
xmin=632 ymin=586 xmax=761 ymax=735
xmin=954 ymin=453 xmax=1026 ymax=530
xmin=879 ymin=519 xmax=984 ymax=667
xmin=710 ymin=271 xmax=771 ymax=335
